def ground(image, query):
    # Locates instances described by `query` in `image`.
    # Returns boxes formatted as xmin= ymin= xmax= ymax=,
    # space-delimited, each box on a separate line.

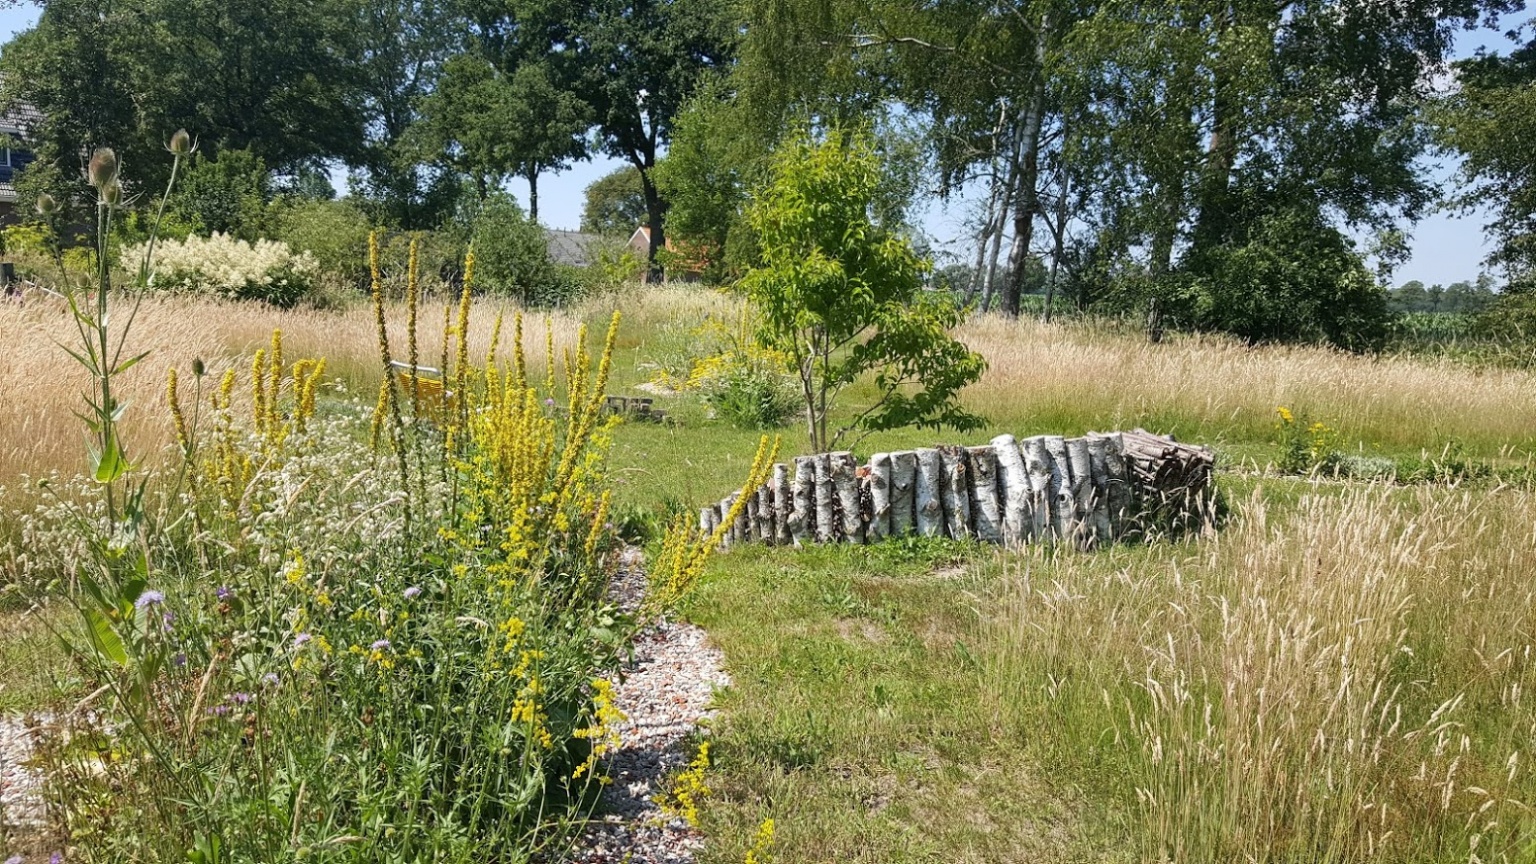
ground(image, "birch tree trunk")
xmin=915 ymin=448 xmax=945 ymax=537
xmin=755 ymin=483 xmax=774 ymax=544
xmin=868 ymin=453 xmax=893 ymax=543
xmin=991 ymin=434 xmax=1030 ymax=545
xmin=814 ymin=453 xmax=836 ymax=543
xmin=889 ymin=450 xmax=917 ymax=537
xmin=939 ymin=445 xmax=971 ymax=539
xmin=1086 ymin=436 xmax=1113 ymax=546
xmin=1021 ymin=436 xmax=1052 ymax=540
xmin=831 ymin=451 xmax=864 ymax=544
xmin=789 ymin=456 xmax=815 ymax=546
xmin=1043 ymin=436 xmax=1072 ymax=540
xmin=1065 ymin=437 xmax=1095 ymax=550
xmin=1100 ymin=433 xmax=1130 ymax=541
xmin=966 ymin=445 xmax=1003 ymax=543
xmin=772 ymin=463 xmax=792 ymax=546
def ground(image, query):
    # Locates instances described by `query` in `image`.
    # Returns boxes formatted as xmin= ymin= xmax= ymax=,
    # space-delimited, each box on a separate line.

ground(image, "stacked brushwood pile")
xmin=700 ymin=430 xmax=1215 ymax=550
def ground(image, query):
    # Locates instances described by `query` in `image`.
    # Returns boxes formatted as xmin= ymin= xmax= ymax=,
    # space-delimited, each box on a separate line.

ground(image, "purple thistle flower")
xmin=403 ymin=586 xmax=422 ymax=600
xmin=370 ymin=639 xmax=391 ymax=651
xmin=262 ymin=672 xmax=280 ymax=687
xmin=216 ymin=586 xmax=233 ymax=601
xmin=292 ymin=633 xmax=312 ymax=649
xmin=135 ymin=590 xmax=164 ymax=609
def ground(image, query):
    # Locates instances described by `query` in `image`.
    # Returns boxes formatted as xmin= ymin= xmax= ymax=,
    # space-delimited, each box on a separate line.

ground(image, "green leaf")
xmin=85 ymin=607 xmax=128 ymax=667
xmin=94 ymin=429 xmax=127 ymax=483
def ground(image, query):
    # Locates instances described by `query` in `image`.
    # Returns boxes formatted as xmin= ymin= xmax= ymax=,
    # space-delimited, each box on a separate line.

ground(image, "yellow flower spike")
xmin=455 ymin=249 xmax=474 ymax=420
xmin=267 ymin=329 xmax=284 ymax=436
xmin=167 ymin=368 xmax=189 ymax=452
xmin=512 ymin=313 xmax=527 ymax=395
xmin=544 ymin=317 xmax=556 ymax=397
xmin=370 ymin=378 xmax=389 ymax=451
xmin=216 ymin=368 xmax=236 ymax=411
xmin=487 ymin=309 xmax=503 ymax=372
xmin=250 ymin=349 xmax=268 ymax=437
xmin=439 ymin=301 xmax=453 ymax=407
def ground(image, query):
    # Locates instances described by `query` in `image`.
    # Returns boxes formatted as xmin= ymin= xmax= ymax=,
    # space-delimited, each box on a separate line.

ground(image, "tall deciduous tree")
xmin=1436 ymin=36 xmax=1536 ymax=290
xmin=571 ymin=0 xmax=735 ymax=279
xmin=580 ymin=165 xmax=647 ymax=235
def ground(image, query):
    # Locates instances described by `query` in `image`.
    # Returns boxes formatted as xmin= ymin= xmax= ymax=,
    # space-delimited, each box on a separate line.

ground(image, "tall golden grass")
xmin=983 ymin=482 xmax=1536 ymax=862
xmin=0 ymin=293 xmax=588 ymax=491
xmin=958 ymin=314 xmax=1536 ymax=453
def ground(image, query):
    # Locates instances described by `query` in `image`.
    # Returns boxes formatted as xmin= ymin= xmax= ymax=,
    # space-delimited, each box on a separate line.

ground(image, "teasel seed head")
xmin=87 ymin=147 xmax=118 ymax=189
xmin=167 ymin=128 xmax=194 ymax=156
xmin=34 ymin=193 xmax=59 ymax=217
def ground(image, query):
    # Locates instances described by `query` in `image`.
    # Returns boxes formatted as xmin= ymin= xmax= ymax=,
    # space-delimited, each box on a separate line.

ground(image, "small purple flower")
xmin=207 ymin=704 xmax=230 ymax=716
xmin=51 ymin=853 xmax=63 ymax=864
xmin=544 ymin=397 xmax=556 ymax=407
xmin=262 ymin=672 xmax=280 ymax=687
xmin=135 ymin=590 xmax=164 ymax=610
xmin=292 ymin=633 xmax=312 ymax=649
xmin=216 ymin=586 xmax=233 ymax=601
xmin=403 ymin=586 xmax=422 ymax=600
xmin=370 ymin=639 xmax=391 ymax=651
xmin=173 ymin=653 xmax=188 ymax=668
xmin=6 ymin=855 xmax=25 ymax=864
xmin=231 ymin=692 xmax=253 ymax=705
xmin=161 ymin=610 xmax=175 ymax=632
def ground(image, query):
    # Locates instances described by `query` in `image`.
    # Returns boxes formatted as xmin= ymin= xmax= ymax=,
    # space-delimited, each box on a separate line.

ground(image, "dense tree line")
xmin=2 ymin=0 xmax=1533 ymax=346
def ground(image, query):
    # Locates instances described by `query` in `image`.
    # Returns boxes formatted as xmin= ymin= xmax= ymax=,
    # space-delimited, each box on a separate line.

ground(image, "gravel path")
xmin=1 ymin=713 xmax=48 ymax=854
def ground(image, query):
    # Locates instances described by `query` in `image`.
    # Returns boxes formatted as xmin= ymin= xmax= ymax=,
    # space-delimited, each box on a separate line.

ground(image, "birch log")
xmin=725 ymin=492 xmax=742 ymax=547
xmin=889 ymin=451 xmax=917 ymax=537
xmin=755 ymin=483 xmax=774 ymax=544
xmin=1086 ymin=436 xmax=1113 ymax=546
xmin=700 ymin=506 xmax=717 ymax=538
xmin=868 ymin=453 xmax=893 ymax=542
xmin=991 ymin=434 xmax=1030 ymax=545
xmin=914 ymin=448 xmax=944 ymax=537
xmin=1065 ymin=437 xmax=1095 ymax=549
xmin=1043 ymin=437 xmax=1072 ymax=541
xmin=772 ymin=463 xmax=792 ymax=546
xmin=831 ymin=452 xmax=864 ymax=544
xmin=814 ymin=453 xmax=836 ymax=543
xmin=789 ymin=456 xmax=815 ymax=546
xmin=966 ymin=446 xmax=1003 ymax=543
xmin=744 ymin=492 xmax=761 ymax=546
xmin=1100 ymin=433 xmax=1131 ymax=541
xmin=939 ymin=445 xmax=971 ymax=539
xmin=1021 ymin=436 xmax=1052 ymax=541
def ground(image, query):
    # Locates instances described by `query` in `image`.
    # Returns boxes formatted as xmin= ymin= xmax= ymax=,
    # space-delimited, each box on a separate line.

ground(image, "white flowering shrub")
xmin=126 ymin=231 xmax=320 ymax=307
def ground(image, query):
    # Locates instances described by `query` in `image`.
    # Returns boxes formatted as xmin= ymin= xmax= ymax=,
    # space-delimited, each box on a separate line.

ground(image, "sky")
xmin=0 ymin=3 xmax=1529 ymax=288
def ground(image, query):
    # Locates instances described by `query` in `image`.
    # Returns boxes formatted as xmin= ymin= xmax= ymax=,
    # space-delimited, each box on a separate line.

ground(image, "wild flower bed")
xmin=20 ymin=171 xmax=772 ymax=860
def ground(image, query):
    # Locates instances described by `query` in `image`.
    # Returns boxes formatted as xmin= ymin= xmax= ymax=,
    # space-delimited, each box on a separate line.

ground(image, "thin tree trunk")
xmin=639 ymin=166 xmax=666 ymax=284
xmin=999 ymin=10 xmax=1051 ymax=318
xmin=527 ymin=167 xmax=540 ymax=222
xmin=1042 ymin=170 xmax=1069 ymax=323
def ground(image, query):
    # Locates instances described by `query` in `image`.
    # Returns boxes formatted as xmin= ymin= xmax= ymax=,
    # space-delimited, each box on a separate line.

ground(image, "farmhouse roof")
xmin=546 ymin=228 xmax=602 ymax=268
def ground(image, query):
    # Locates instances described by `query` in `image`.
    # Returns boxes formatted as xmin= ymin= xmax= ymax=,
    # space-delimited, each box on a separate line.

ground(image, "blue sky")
xmin=0 ymin=2 xmax=1529 ymax=287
